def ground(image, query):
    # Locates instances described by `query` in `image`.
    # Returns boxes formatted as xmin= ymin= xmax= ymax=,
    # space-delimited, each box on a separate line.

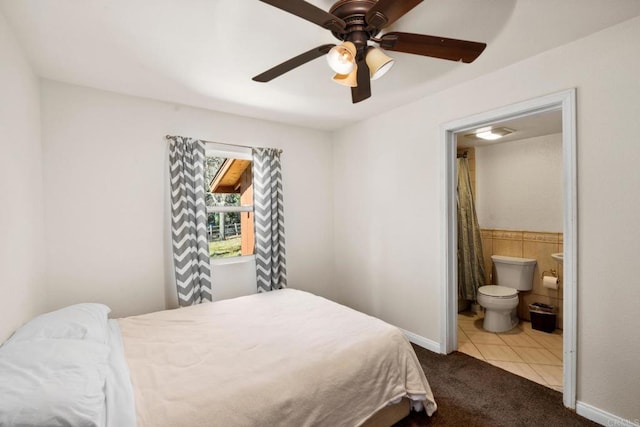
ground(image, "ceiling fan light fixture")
xmin=366 ymin=47 xmax=395 ymax=80
xmin=254 ymin=0 xmax=488 ymax=104
xmin=332 ymin=65 xmax=358 ymax=87
xmin=326 ymin=41 xmax=356 ymax=75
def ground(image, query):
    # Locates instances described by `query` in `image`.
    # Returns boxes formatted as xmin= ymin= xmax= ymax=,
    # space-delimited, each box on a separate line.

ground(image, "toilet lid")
xmin=478 ymin=285 xmax=518 ymax=298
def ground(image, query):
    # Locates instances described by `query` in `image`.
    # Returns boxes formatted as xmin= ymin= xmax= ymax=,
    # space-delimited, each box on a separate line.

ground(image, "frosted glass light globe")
xmin=326 ymin=42 xmax=356 ymax=75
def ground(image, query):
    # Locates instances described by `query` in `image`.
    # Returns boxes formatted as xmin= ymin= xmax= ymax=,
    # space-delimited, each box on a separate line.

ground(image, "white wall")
xmin=41 ymin=81 xmax=334 ymax=318
xmin=475 ymin=133 xmax=563 ymax=232
xmin=0 ymin=13 xmax=46 ymax=341
xmin=333 ymin=16 xmax=640 ymax=421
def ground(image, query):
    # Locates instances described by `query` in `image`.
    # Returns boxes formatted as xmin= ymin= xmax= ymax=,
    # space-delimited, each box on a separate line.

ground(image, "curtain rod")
xmin=165 ymin=134 xmax=282 ymax=154
xmin=165 ymin=134 xmax=254 ymax=150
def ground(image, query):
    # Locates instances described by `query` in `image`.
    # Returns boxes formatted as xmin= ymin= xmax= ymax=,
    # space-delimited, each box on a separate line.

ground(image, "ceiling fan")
xmin=252 ymin=0 xmax=487 ymax=104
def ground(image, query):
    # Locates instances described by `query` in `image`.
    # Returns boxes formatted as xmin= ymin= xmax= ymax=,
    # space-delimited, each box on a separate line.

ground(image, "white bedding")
xmin=117 ymin=289 xmax=437 ymax=427
xmin=105 ymin=320 xmax=136 ymax=427
xmin=0 ymin=304 xmax=115 ymax=427
xmin=0 ymin=339 xmax=110 ymax=427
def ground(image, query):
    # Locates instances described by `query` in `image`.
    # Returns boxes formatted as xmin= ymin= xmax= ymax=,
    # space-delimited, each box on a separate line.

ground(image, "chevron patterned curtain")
xmin=252 ymin=148 xmax=287 ymax=292
xmin=168 ymin=136 xmax=212 ymax=306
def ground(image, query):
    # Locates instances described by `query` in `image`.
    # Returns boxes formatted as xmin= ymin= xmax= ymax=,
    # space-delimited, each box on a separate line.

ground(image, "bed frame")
xmin=361 ymin=398 xmax=411 ymax=427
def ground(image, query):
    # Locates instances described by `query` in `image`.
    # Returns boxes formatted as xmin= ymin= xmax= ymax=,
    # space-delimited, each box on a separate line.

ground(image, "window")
xmin=205 ymin=151 xmax=254 ymax=259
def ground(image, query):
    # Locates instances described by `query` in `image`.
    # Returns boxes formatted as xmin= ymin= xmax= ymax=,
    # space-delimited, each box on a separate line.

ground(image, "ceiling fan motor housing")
xmin=329 ymin=0 xmax=380 ymax=50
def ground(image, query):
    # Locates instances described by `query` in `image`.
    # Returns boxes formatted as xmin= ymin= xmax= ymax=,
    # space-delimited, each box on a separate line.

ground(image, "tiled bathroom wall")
xmin=481 ymin=229 xmax=564 ymax=329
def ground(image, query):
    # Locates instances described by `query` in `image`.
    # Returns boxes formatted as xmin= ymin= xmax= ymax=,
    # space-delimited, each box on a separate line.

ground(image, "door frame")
xmin=439 ymin=89 xmax=577 ymax=409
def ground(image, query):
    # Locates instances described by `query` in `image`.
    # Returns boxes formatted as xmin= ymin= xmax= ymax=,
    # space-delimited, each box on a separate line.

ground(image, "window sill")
xmin=210 ymin=254 xmax=255 ymax=267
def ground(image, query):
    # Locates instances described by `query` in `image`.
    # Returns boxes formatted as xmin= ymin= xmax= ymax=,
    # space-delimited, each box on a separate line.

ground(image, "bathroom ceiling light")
xmin=470 ymin=127 xmax=515 ymax=141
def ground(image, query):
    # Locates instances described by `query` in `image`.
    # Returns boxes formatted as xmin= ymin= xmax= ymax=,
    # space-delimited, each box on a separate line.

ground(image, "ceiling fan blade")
xmin=253 ymin=44 xmax=334 ymax=82
xmin=377 ymin=32 xmax=487 ymax=63
xmin=351 ymin=55 xmax=371 ymax=104
xmin=366 ymin=0 xmax=423 ymax=30
xmin=258 ymin=0 xmax=346 ymax=33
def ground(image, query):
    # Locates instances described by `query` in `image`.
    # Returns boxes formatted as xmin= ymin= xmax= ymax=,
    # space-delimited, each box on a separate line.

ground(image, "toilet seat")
xmin=478 ymin=285 xmax=518 ymax=299
xmin=477 ymin=285 xmax=520 ymax=332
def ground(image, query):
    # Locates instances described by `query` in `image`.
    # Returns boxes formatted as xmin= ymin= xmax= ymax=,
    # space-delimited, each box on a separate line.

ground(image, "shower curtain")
xmin=457 ymin=157 xmax=486 ymax=302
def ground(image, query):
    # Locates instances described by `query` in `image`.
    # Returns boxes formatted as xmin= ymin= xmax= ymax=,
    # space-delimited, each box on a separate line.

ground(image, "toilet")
xmin=477 ymin=255 xmax=536 ymax=333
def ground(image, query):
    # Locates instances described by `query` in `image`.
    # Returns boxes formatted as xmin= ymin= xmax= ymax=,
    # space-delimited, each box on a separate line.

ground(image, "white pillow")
xmin=0 ymin=339 xmax=109 ymax=427
xmin=7 ymin=303 xmax=111 ymax=344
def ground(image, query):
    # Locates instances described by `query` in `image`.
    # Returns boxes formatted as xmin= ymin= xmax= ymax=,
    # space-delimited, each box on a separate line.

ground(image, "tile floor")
xmin=458 ymin=311 xmax=564 ymax=392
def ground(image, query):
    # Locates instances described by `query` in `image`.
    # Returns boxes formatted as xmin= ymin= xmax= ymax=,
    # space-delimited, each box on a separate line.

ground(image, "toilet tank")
xmin=491 ymin=255 xmax=537 ymax=291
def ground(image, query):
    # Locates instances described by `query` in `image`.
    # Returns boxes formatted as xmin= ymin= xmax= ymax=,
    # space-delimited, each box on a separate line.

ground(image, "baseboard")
xmin=399 ymin=328 xmax=441 ymax=354
xmin=577 ymin=401 xmax=640 ymax=427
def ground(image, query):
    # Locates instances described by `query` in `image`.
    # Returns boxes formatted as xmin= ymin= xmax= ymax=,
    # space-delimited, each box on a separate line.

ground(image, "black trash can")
xmin=529 ymin=303 xmax=556 ymax=333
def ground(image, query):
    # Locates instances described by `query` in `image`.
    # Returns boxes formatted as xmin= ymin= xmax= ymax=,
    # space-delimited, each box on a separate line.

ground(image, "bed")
xmin=0 ymin=289 xmax=436 ymax=426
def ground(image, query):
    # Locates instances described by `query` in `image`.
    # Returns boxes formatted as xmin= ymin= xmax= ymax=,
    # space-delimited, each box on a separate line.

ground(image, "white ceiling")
xmin=2 ymin=0 xmax=640 ymax=130
xmin=457 ymin=109 xmax=563 ymax=148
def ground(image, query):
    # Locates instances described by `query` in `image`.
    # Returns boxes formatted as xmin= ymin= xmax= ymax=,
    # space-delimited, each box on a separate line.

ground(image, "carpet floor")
xmin=393 ymin=344 xmax=598 ymax=426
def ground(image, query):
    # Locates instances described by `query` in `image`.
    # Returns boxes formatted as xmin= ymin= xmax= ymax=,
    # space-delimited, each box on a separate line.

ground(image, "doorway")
xmin=440 ymin=89 xmax=577 ymax=409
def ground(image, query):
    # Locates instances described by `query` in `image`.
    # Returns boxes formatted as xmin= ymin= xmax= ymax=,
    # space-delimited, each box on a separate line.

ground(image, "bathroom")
xmin=455 ymin=109 xmax=565 ymax=391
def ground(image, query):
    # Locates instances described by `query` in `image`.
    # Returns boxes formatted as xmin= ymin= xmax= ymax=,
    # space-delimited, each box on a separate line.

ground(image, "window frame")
xmin=205 ymin=144 xmax=255 ymax=264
